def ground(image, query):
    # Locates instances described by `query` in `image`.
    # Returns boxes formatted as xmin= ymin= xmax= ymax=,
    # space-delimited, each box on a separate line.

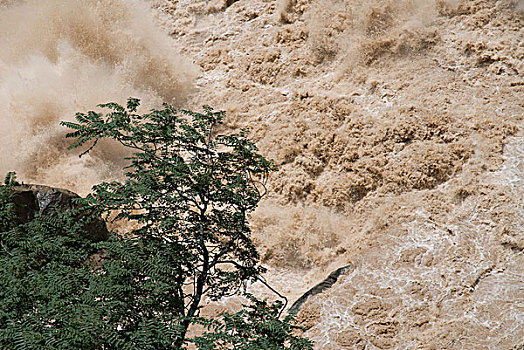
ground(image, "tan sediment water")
xmin=1 ymin=0 xmax=523 ymax=348
xmin=293 ymin=137 xmax=524 ymax=349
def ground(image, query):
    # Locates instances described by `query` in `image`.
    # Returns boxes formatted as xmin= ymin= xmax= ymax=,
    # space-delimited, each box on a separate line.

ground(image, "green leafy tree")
xmin=5 ymin=98 xmax=315 ymax=349
xmin=61 ymin=99 xmax=279 ymax=346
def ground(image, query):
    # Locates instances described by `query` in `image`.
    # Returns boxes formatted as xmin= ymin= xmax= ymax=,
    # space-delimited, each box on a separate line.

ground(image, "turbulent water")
xmin=1 ymin=0 xmax=523 ymax=348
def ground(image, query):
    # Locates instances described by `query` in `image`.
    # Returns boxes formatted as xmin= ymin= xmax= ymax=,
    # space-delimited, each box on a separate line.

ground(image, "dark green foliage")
xmin=0 ymin=99 xmax=313 ymax=349
xmin=192 ymin=297 xmax=312 ymax=350
xmin=4 ymin=172 xmax=20 ymax=186
xmin=0 ymin=181 xmax=106 ymax=349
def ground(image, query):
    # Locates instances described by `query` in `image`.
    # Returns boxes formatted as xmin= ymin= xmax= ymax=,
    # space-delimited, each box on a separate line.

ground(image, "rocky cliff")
xmin=9 ymin=184 xmax=108 ymax=242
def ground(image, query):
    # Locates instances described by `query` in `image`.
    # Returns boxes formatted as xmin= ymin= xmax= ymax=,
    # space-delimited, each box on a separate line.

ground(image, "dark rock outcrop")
xmin=288 ymin=264 xmax=355 ymax=315
xmin=10 ymin=184 xmax=109 ymax=242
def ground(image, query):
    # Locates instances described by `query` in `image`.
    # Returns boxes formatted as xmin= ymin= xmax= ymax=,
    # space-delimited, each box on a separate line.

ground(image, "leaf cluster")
xmin=192 ymin=297 xmax=313 ymax=350
xmin=0 ymin=181 xmax=107 ymax=349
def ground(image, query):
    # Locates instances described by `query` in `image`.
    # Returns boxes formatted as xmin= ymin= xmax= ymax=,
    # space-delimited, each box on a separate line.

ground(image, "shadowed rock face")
xmin=10 ymin=184 xmax=109 ymax=242
xmin=288 ymin=264 xmax=354 ymax=315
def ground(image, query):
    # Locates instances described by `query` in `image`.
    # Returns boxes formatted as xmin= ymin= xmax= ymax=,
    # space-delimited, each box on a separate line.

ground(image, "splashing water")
xmin=0 ymin=0 xmax=196 ymax=194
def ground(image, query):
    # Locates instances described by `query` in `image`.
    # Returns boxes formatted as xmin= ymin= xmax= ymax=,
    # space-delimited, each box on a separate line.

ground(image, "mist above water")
xmin=0 ymin=0 xmax=196 ymax=194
